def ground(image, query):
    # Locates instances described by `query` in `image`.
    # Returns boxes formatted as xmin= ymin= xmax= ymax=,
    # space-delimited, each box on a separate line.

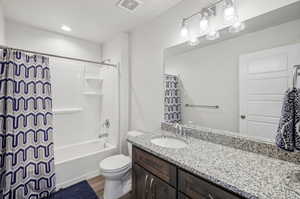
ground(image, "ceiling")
xmin=2 ymin=0 xmax=183 ymax=43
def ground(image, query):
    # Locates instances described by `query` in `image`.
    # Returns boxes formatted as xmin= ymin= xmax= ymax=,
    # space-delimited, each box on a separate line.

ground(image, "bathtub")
xmin=54 ymin=139 xmax=118 ymax=189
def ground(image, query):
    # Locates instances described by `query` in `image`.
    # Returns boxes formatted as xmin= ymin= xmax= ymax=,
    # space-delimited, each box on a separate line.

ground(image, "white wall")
xmin=102 ymin=33 xmax=130 ymax=154
xmin=130 ymin=0 xmax=300 ymax=132
xmin=166 ymin=19 xmax=300 ymax=132
xmin=5 ymin=20 xmax=109 ymax=148
xmin=0 ymin=1 xmax=5 ymax=44
xmin=5 ymin=19 xmax=100 ymax=60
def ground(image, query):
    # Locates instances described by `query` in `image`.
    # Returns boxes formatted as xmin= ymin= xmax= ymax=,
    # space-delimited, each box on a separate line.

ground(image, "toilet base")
xmin=104 ymin=179 xmax=123 ymax=199
xmin=103 ymin=176 xmax=131 ymax=199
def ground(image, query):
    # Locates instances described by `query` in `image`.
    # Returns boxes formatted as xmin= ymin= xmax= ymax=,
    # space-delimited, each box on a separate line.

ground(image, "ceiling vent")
xmin=117 ymin=0 xmax=143 ymax=12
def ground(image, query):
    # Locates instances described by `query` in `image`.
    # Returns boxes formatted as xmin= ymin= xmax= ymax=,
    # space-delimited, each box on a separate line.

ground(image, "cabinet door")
xmin=148 ymin=173 xmax=176 ymax=199
xmin=132 ymin=164 xmax=151 ymax=199
xmin=178 ymin=193 xmax=192 ymax=199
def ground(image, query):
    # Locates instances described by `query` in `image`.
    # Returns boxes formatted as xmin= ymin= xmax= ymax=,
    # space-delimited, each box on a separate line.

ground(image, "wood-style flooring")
xmin=87 ymin=176 xmax=132 ymax=199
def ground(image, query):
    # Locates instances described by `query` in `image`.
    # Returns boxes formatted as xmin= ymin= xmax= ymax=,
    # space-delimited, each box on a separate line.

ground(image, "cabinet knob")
xmin=240 ymin=115 xmax=246 ymax=119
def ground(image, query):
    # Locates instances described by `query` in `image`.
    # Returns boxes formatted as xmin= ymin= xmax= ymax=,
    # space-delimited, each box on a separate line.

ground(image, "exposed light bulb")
xmin=181 ymin=25 xmax=188 ymax=37
xmin=206 ymin=29 xmax=220 ymax=40
xmin=224 ymin=6 xmax=237 ymax=22
xmin=61 ymin=25 xmax=72 ymax=32
xmin=180 ymin=20 xmax=189 ymax=37
xmin=199 ymin=15 xmax=209 ymax=33
xmin=203 ymin=11 xmax=220 ymax=41
xmin=229 ymin=20 xmax=245 ymax=33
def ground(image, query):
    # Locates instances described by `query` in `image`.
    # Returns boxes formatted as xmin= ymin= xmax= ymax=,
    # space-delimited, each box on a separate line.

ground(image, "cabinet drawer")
xmin=179 ymin=170 xmax=243 ymax=199
xmin=133 ymin=146 xmax=177 ymax=187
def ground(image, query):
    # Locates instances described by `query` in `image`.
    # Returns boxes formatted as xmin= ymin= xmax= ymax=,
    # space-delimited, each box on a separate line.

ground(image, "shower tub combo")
xmin=54 ymin=139 xmax=117 ymax=189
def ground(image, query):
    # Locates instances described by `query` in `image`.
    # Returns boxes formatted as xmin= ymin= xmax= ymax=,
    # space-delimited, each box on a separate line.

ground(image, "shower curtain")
xmin=164 ymin=74 xmax=181 ymax=123
xmin=0 ymin=49 xmax=55 ymax=198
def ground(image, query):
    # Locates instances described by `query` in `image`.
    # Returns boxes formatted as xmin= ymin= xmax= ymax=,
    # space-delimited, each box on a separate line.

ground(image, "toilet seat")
xmin=100 ymin=154 xmax=131 ymax=173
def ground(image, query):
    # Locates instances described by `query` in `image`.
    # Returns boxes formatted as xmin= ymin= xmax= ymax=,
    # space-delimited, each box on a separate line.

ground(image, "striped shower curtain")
xmin=164 ymin=74 xmax=181 ymax=123
xmin=0 ymin=49 xmax=55 ymax=198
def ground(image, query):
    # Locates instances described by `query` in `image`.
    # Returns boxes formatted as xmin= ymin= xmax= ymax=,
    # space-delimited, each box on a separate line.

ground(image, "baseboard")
xmin=56 ymin=170 xmax=102 ymax=190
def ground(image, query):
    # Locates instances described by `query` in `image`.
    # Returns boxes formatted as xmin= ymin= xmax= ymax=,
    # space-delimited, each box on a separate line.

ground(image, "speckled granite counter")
xmin=127 ymin=130 xmax=300 ymax=199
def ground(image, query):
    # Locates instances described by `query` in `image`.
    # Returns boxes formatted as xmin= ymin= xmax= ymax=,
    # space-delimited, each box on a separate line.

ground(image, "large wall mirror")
xmin=163 ymin=2 xmax=300 ymax=142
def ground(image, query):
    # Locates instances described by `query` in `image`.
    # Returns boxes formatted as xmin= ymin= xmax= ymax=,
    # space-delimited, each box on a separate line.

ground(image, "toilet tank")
xmin=127 ymin=131 xmax=144 ymax=157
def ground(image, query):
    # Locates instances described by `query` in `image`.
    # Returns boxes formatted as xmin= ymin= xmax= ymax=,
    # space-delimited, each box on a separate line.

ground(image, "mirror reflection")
xmin=163 ymin=6 xmax=300 ymax=142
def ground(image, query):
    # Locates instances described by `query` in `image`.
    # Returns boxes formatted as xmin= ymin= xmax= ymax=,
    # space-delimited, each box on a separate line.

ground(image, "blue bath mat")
xmin=50 ymin=181 xmax=100 ymax=199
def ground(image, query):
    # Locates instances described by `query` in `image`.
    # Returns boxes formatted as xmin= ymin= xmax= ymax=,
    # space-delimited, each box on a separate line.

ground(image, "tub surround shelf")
xmin=84 ymin=76 xmax=103 ymax=81
xmin=83 ymin=74 xmax=103 ymax=97
xmin=53 ymin=108 xmax=83 ymax=114
xmin=83 ymin=92 xmax=103 ymax=96
xmin=128 ymin=131 xmax=300 ymax=199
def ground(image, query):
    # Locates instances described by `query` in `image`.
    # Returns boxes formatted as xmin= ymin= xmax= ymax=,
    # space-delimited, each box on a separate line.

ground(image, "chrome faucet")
xmin=174 ymin=123 xmax=183 ymax=137
xmin=99 ymin=119 xmax=110 ymax=139
xmin=174 ymin=123 xmax=190 ymax=141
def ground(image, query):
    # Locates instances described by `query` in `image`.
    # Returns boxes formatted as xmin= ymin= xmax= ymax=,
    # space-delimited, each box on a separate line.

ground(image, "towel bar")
xmin=185 ymin=104 xmax=219 ymax=109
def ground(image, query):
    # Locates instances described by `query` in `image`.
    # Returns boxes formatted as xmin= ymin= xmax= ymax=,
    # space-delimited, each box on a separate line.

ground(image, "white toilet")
xmin=99 ymin=131 xmax=144 ymax=199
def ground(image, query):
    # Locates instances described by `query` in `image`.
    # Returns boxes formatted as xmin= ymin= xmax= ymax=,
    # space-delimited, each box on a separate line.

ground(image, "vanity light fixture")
xmin=227 ymin=0 xmax=245 ymax=33
xmin=205 ymin=10 xmax=220 ymax=41
xmin=180 ymin=0 xmax=245 ymax=46
xmin=180 ymin=20 xmax=189 ymax=37
xmin=224 ymin=0 xmax=237 ymax=24
xmin=199 ymin=13 xmax=209 ymax=34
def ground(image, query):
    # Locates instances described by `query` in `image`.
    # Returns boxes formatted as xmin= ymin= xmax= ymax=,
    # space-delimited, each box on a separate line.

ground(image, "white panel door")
xmin=239 ymin=44 xmax=300 ymax=141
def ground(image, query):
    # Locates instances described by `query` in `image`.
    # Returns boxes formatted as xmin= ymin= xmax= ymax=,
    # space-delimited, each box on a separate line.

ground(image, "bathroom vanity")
xmin=128 ymin=131 xmax=300 ymax=199
xmin=132 ymin=146 xmax=242 ymax=199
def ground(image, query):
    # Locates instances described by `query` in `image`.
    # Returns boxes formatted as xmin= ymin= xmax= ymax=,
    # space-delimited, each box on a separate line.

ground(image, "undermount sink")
xmin=150 ymin=136 xmax=187 ymax=149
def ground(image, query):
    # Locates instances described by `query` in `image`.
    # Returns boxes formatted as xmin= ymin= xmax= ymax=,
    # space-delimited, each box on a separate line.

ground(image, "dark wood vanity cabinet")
xmin=132 ymin=163 xmax=150 ymax=199
xmin=132 ymin=146 xmax=176 ymax=199
xmin=132 ymin=163 xmax=176 ymax=199
xmin=178 ymin=193 xmax=191 ymax=199
xmin=132 ymin=146 xmax=244 ymax=199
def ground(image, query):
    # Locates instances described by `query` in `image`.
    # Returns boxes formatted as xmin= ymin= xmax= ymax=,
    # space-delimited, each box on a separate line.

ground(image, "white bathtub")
xmin=54 ymin=139 xmax=117 ymax=189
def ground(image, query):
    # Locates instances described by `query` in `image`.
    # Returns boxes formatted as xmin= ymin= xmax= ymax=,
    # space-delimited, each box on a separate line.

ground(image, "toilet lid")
xmin=100 ymin=154 xmax=131 ymax=172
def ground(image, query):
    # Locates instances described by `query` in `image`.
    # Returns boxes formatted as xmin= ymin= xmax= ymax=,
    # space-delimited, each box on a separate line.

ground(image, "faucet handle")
xmin=173 ymin=122 xmax=180 ymax=136
xmin=98 ymin=133 xmax=109 ymax=139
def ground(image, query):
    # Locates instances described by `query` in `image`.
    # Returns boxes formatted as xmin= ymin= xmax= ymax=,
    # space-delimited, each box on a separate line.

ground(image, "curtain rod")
xmin=0 ymin=45 xmax=118 ymax=68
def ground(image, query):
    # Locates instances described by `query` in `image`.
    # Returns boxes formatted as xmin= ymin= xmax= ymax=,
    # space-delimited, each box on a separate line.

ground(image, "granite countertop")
xmin=127 ymin=130 xmax=300 ymax=199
